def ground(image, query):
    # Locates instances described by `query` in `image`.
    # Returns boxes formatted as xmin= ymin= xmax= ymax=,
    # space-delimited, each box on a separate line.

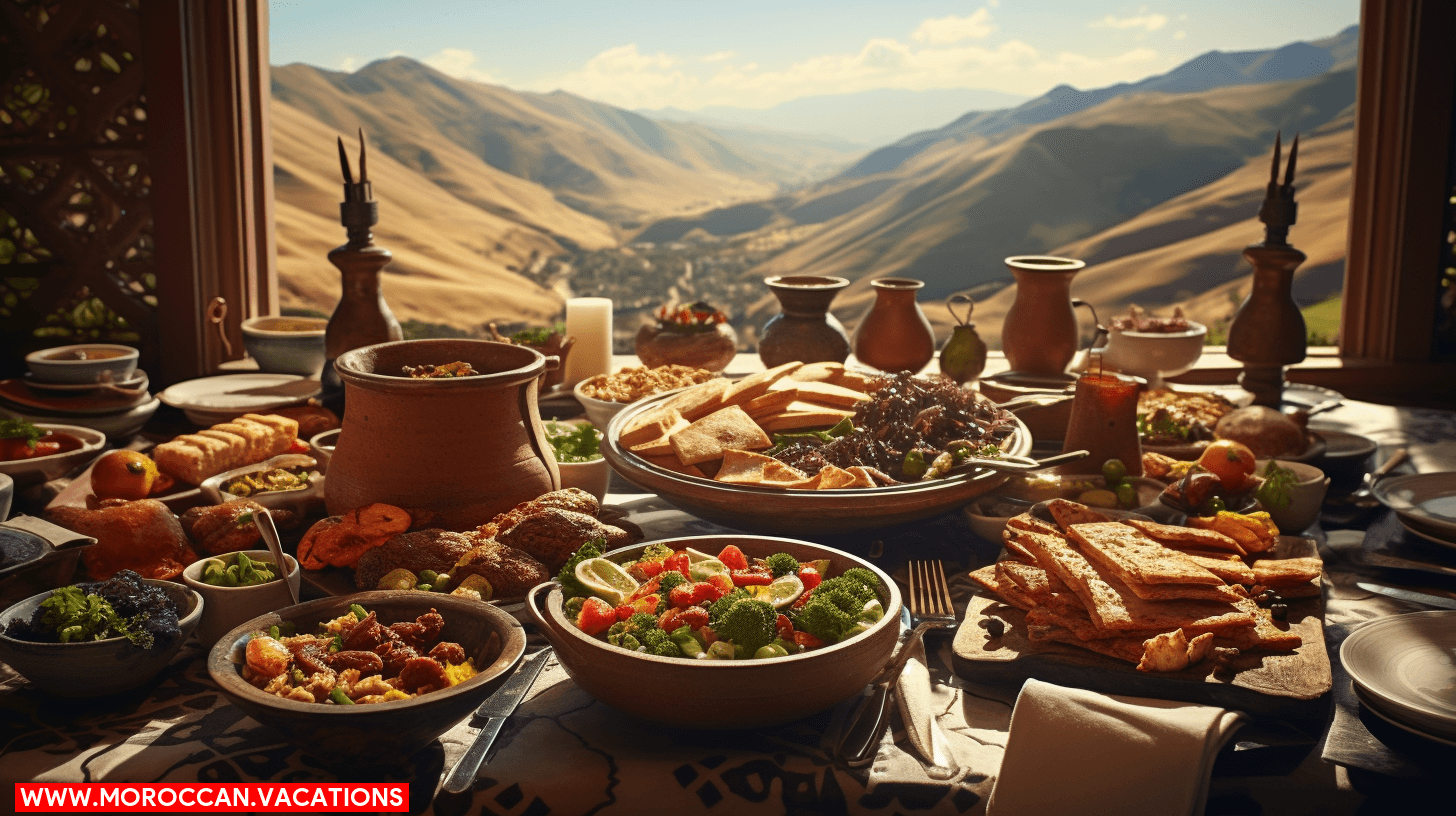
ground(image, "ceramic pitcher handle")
xmin=945 ymin=294 xmax=974 ymax=326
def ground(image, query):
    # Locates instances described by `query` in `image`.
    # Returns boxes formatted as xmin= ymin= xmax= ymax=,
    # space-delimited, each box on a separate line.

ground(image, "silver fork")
xmin=837 ymin=560 xmax=959 ymax=767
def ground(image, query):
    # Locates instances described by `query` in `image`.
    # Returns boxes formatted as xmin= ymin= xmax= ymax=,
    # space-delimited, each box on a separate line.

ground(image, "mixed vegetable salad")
xmin=559 ymin=540 xmax=885 ymax=660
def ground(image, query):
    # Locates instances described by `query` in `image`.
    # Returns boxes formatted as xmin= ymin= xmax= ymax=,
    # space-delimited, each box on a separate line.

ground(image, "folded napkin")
xmin=987 ymin=679 xmax=1244 ymax=816
xmin=894 ymin=636 xmax=956 ymax=779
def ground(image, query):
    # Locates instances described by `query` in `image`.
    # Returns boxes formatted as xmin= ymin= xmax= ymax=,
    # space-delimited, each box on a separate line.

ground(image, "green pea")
xmin=268 ymin=624 xmax=280 ymax=639
xmin=753 ymin=644 xmax=790 ymax=659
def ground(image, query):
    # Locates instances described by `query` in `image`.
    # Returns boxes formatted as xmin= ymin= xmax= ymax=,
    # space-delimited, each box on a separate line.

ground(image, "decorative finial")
xmin=1257 ymin=131 xmax=1298 ymax=246
xmin=336 ymin=129 xmax=378 ymax=243
xmin=337 ymin=136 xmax=353 ymax=184
xmin=358 ymin=128 xmax=368 ymax=183
xmin=1283 ymin=134 xmax=1298 ymax=187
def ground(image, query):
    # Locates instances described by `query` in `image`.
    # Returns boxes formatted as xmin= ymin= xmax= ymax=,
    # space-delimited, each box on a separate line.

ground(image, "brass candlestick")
xmin=1226 ymin=132 xmax=1306 ymax=407
xmin=323 ymin=130 xmax=402 ymax=396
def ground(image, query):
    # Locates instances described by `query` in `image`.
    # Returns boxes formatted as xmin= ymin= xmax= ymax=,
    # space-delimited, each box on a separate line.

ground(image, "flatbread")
xmin=999 ymin=562 xmax=1057 ymax=600
xmin=1067 ymin=522 xmax=1225 ymax=586
xmin=757 ymin=401 xmax=856 ymax=432
xmin=741 ymin=388 xmax=800 ymax=418
xmin=1046 ymin=499 xmax=1112 ymax=531
xmin=664 ymin=379 xmax=731 ymax=422
xmin=768 ymin=379 xmax=870 ymax=408
xmin=1007 ymin=514 xmax=1064 ymax=537
xmin=785 ymin=362 xmax=846 ymax=382
xmin=619 ymin=407 xmax=683 ymax=447
xmin=1183 ymin=553 xmax=1256 ymax=585
xmin=669 ymin=405 xmax=773 ymax=465
xmin=713 ymin=449 xmax=810 ymax=486
xmin=1251 ymin=557 xmax=1322 ymax=586
xmin=720 ymin=362 xmax=803 ymax=407
xmin=1121 ymin=518 xmax=1246 ymax=554
xmin=1028 ymin=623 xmax=1148 ymax=663
xmin=790 ymin=465 xmax=859 ymax=490
xmin=639 ymin=453 xmax=706 ymax=478
xmin=968 ymin=565 xmax=1037 ymax=611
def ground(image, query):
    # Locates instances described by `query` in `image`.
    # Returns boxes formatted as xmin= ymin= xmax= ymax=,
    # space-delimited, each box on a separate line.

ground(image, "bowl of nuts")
xmin=573 ymin=365 xmax=721 ymax=431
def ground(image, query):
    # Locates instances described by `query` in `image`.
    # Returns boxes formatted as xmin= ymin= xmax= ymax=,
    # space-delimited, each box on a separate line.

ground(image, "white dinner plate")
xmin=1340 ymin=610 xmax=1456 ymax=741
xmin=1372 ymin=473 xmax=1456 ymax=540
xmin=1397 ymin=516 xmax=1456 ymax=550
xmin=1352 ymin=681 xmax=1456 ymax=748
xmin=159 ymin=374 xmax=320 ymax=425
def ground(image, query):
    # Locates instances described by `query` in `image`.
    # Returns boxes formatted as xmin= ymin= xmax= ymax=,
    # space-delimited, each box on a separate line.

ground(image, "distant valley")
xmin=270 ymin=25 xmax=1357 ymax=349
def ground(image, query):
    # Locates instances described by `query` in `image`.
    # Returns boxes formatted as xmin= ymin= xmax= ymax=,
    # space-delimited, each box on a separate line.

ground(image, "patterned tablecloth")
xmin=2 ymin=396 xmax=1454 ymax=816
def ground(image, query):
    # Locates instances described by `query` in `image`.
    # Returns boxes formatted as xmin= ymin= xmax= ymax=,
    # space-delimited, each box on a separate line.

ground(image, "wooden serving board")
xmin=951 ymin=536 xmax=1333 ymax=729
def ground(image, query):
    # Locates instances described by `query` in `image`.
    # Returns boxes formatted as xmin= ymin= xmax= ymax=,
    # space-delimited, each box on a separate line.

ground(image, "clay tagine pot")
xmin=327 ymin=339 xmax=560 ymax=529
xmin=758 ymin=276 xmax=851 ymax=368
xmin=635 ymin=301 xmax=737 ymax=372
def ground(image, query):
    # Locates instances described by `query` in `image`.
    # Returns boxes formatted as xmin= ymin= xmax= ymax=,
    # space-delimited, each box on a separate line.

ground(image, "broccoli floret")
xmin=765 ymin=553 xmax=799 ymax=578
xmin=708 ymin=588 xmax=750 ymax=625
xmin=638 ymin=627 xmax=683 ymax=657
xmin=792 ymin=596 xmax=856 ymax=643
xmin=838 ymin=568 xmax=882 ymax=595
xmin=625 ymin=612 xmax=658 ymax=632
xmin=656 ymin=570 xmax=689 ymax=596
xmin=712 ymin=599 xmax=777 ymax=653
xmin=811 ymin=575 xmax=877 ymax=610
xmin=555 ymin=537 xmax=606 ymax=598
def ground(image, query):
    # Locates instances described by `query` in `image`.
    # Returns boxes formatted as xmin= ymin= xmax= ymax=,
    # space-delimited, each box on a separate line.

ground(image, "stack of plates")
xmin=0 ymin=371 xmax=159 ymax=438
xmin=1341 ymin=611 xmax=1456 ymax=746
xmin=1372 ymin=473 xmax=1456 ymax=548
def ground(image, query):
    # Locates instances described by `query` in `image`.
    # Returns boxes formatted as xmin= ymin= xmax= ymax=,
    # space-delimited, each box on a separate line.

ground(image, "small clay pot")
xmin=327 ymin=339 xmax=560 ymax=529
xmin=758 ymin=276 xmax=851 ymax=368
xmin=851 ymin=278 xmax=934 ymax=374
xmin=635 ymin=322 xmax=737 ymax=372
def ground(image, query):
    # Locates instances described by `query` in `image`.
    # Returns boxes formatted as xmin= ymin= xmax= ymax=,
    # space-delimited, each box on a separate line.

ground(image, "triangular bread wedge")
xmin=713 ymin=449 xmax=811 ymax=486
xmin=769 ymin=379 xmax=870 ymax=408
xmin=664 ymin=378 xmax=731 ymax=422
xmin=1066 ymin=522 xmax=1225 ymax=586
xmin=1121 ymin=518 xmax=1245 ymax=554
xmin=669 ymin=406 xmax=773 ymax=465
xmin=720 ymin=362 xmax=803 ymax=407
xmin=640 ymin=453 xmax=707 ymax=479
xmin=786 ymin=362 xmax=845 ymax=382
xmin=741 ymin=388 xmax=800 ymax=419
xmin=1046 ymin=499 xmax=1112 ymax=531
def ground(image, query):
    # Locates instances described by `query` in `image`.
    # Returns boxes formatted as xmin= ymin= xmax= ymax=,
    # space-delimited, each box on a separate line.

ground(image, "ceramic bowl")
xmin=241 ymin=316 xmax=327 ymax=377
xmin=181 ymin=550 xmax=301 ymax=647
xmin=1 ymin=398 xmax=158 ymax=442
xmin=24 ymin=344 xmax=139 ymax=384
xmin=1256 ymin=459 xmax=1329 ymax=534
xmin=0 ymin=423 xmax=106 ymax=488
xmin=0 ymin=579 xmax=202 ymax=697
xmin=601 ymin=391 xmax=1031 ymax=535
xmin=528 ymin=534 xmax=901 ymax=729
xmin=0 ymin=473 xmax=12 ymax=521
xmin=573 ymin=379 xmax=633 ymax=431
xmin=309 ymin=428 xmax=341 ymax=473
xmin=1097 ymin=323 xmax=1208 ymax=389
xmin=557 ymin=457 xmax=610 ymax=502
xmin=207 ymin=591 xmax=526 ymax=766
xmin=964 ymin=475 xmax=1166 ymax=541
xmin=199 ymin=453 xmax=324 ymax=514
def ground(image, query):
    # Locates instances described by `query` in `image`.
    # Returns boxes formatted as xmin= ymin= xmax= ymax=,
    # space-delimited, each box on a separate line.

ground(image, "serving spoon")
xmin=253 ymin=507 xmax=299 ymax=606
xmin=944 ymin=449 xmax=1090 ymax=476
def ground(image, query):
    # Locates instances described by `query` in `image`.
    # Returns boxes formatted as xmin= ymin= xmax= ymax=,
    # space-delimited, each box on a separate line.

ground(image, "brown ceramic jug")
xmin=327 ymin=339 xmax=560 ymax=530
xmin=1001 ymin=256 xmax=1086 ymax=375
xmin=758 ymin=276 xmax=852 ymax=368
xmin=851 ymin=278 xmax=935 ymax=374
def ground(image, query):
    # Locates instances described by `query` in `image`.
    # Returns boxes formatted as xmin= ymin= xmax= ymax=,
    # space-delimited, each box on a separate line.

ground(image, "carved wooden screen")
xmin=0 ymin=0 xmax=160 ymax=377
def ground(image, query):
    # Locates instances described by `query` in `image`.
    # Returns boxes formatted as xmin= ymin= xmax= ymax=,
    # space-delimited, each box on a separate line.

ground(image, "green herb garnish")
xmin=1255 ymin=460 xmax=1297 ymax=510
xmin=545 ymin=421 xmax=602 ymax=463
xmin=1137 ymin=412 xmax=1191 ymax=441
xmin=0 ymin=418 xmax=42 ymax=450
xmin=36 ymin=586 xmax=154 ymax=648
xmin=511 ymin=322 xmax=566 ymax=346
xmin=765 ymin=417 xmax=854 ymax=455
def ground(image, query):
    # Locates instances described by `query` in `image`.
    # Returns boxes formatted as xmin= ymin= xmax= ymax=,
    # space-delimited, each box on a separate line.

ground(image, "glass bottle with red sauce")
xmin=1060 ymin=370 xmax=1143 ymax=477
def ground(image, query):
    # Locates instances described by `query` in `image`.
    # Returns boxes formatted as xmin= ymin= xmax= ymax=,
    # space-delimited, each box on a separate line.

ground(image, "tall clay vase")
xmin=758 ymin=276 xmax=851 ymax=368
xmin=327 ymin=339 xmax=560 ymax=530
xmin=852 ymin=278 xmax=935 ymax=374
xmin=1000 ymin=256 xmax=1086 ymax=375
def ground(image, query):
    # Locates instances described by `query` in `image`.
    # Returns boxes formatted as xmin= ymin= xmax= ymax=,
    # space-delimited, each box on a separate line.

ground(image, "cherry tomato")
xmin=575 ymin=597 xmax=617 ymax=636
xmin=1198 ymin=440 xmax=1257 ymax=491
xmin=705 ymin=573 xmax=735 ymax=598
xmin=775 ymin=614 xmax=794 ymax=641
xmin=798 ymin=565 xmax=823 ymax=591
xmin=730 ymin=570 xmax=773 ymax=587
xmin=717 ymin=544 xmax=749 ymax=571
xmin=662 ymin=552 xmax=692 ymax=579
xmin=793 ymin=631 xmax=826 ymax=650
xmin=660 ymin=606 xmax=708 ymax=633
xmin=32 ymin=441 xmax=60 ymax=457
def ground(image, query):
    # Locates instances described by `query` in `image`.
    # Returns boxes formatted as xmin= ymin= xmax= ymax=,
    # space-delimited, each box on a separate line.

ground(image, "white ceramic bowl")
xmin=241 ymin=316 xmax=327 ymax=377
xmin=572 ymin=379 xmax=633 ymax=431
xmin=24 ymin=344 xmax=138 ymax=384
xmin=0 ymin=578 xmax=202 ymax=697
xmin=1097 ymin=323 xmax=1208 ymax=388
xmin=0 ymin=423 xmax=106 ymax=488
xmin=199 ymin=453 xmax=324 ymax=514
xmin=182 ymin=550 xmax=301 ymax=647
xmin=557 ymin=458 xmax=610 ymax=502
xmin=1256 ymin=459 xmax=1329 ymax=534
xmin=309 ymin=428 xmax=341 ymax=473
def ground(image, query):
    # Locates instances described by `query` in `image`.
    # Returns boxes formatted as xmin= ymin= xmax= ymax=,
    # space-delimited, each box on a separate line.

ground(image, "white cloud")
xmin=422 ymin=48 xmax=499 ymax=84
xmin=702 ymin=51 xmax=734 ymax=63
xmin=913 ymin=9 xmax=995 ymax=44
xmin=1089 ymin=14 xmax=1168 ymax=31
xmin=339 ymin=56 xmax=359 ymax=72
xmin=1173 ymin=30 xmax=1186 ymax=40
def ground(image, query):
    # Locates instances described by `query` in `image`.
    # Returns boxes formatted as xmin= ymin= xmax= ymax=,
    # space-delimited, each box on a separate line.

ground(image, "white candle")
xmin=564 ymin=297 xmax=613 ymax=387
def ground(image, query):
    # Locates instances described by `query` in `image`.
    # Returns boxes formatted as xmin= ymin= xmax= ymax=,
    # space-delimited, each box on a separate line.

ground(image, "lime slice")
xmin=746 ymin=573 xmax=804 ymax=610
xmin=575 ymin=558 xmax=640 ymax=605
xmin=689 ymin=558 xmax=729 ymax=582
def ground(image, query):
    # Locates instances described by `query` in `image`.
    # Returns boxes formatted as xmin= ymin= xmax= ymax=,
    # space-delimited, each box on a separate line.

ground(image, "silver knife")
xmin=1356 ymin=581 xmax=1456 ymax=609
xmin=441 ymin=647 xmax=553 ymax=794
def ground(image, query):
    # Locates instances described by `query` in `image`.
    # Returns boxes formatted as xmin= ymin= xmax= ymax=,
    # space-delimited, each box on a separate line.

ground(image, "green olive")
xmin=1101 ymin=458 xmax=1128 ymax=486
xmin=1116 ymin=482 xmax=1139 ymax=509
xmin=418 ymin=570 xmax=439 ymax=585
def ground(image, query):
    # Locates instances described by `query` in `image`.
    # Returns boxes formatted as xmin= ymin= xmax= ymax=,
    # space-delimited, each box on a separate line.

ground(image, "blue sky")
xmin=268 ymin=1 xmax=1359 ymax=110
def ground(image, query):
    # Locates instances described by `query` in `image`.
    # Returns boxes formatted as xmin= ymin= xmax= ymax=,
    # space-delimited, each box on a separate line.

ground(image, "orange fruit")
xmin=1197 ymin=439 xmax=1256 ymax=492
xmin=91 ymin=450 xmax=159 ymax=500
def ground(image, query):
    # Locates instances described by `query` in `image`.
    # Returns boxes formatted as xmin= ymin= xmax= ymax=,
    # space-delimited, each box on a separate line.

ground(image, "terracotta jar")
xmin=758 ymin=276 xmax=851 ymax=368
xmin=1000 ymin=256 xmax=1086 ymax=375
xmin=327 ymin=339 xmax=560 ymax=530
xmin=852 ymin=278 xmax=935 ymax=374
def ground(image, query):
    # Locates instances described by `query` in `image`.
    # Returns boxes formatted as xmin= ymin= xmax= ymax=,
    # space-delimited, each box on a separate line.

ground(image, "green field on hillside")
xmin=1303 ymin=296 xmax=1341 ymax=345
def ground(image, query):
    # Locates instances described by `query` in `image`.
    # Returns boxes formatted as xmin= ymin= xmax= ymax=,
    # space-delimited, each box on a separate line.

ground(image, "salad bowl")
xmin=528 ymin=534 xmax=902 ymax=729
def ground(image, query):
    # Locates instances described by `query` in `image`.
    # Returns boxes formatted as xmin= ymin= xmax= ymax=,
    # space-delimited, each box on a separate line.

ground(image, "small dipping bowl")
xmin=1097 ymin=322 xmax=1208 ymax=389
xmin=545 ymin=420 xmax=609 ymax=501
xmin=182 ymin=550 xmax=301 ymax=647
xmin=1256 ymin=459 xmax=1330 ymax=534
xmin=25 ymin=344 xmax=138 ymax=384
xmin=241 ymin=316 xmax=327 ymax=377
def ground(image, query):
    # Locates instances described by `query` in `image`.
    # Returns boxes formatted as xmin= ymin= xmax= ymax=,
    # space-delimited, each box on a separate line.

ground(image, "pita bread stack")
xmin=616 ymin=362 xmax=878 ymax=489
xmin=968 ymin=499 xmax=1312 ymax=673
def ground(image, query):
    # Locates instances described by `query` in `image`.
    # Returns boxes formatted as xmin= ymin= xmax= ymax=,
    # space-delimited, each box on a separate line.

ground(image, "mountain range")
xmin=270 ymin=25 xmax=1358 ymax=346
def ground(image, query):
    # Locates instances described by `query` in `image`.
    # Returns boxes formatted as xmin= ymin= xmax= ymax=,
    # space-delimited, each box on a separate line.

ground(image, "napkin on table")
xmin=986 ymin=678 xmax=1244 ymax=816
